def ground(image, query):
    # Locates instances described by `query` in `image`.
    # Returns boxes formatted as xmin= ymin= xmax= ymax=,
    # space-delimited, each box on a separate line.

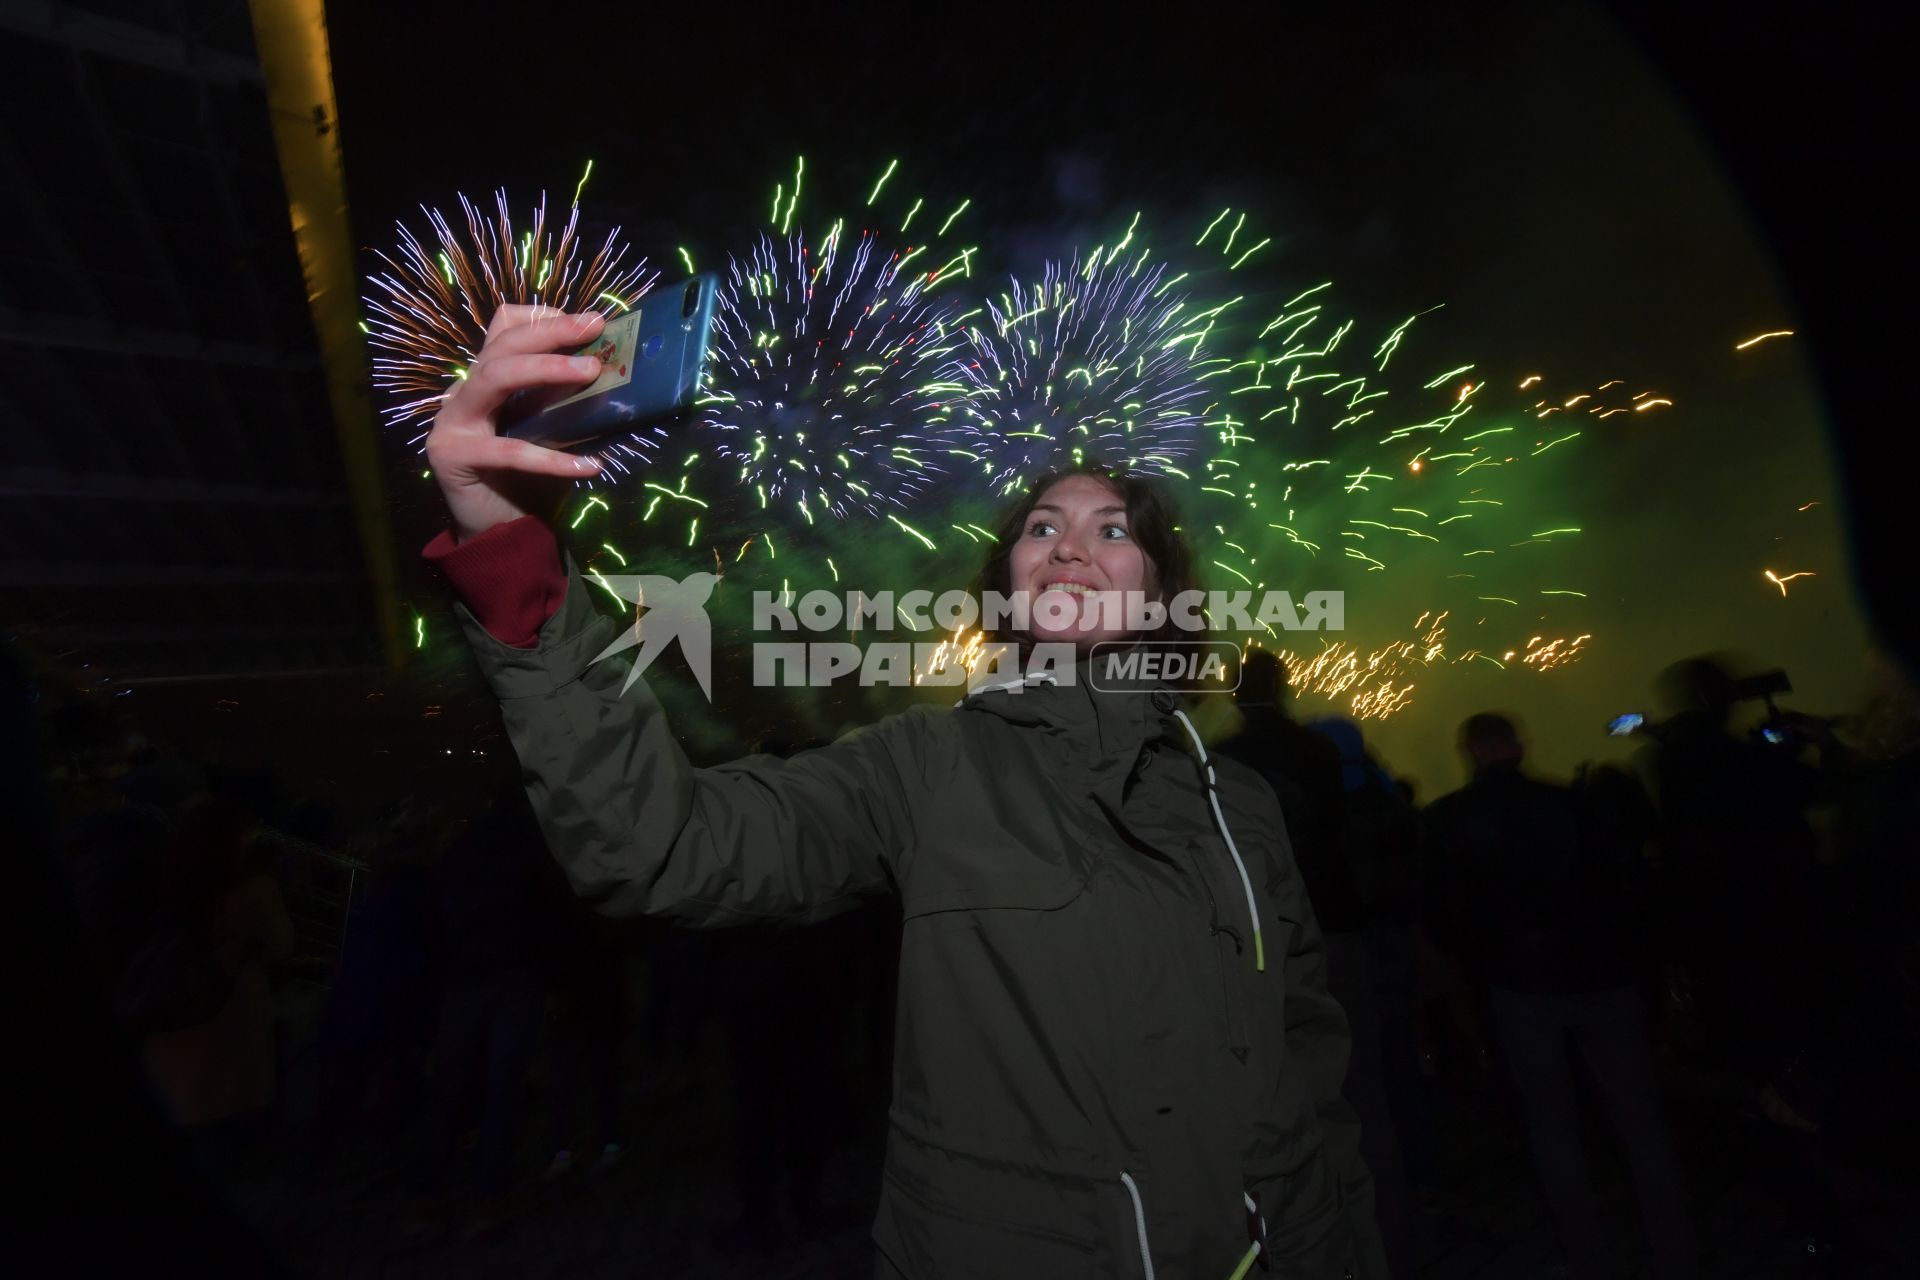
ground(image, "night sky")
xmin=328 ymin=1 xmax=1883 ymax=795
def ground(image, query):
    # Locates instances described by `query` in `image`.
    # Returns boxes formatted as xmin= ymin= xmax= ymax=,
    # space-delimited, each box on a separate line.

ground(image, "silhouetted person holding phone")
xmin=1426 ymin=713 xmax=1695 ymax=1280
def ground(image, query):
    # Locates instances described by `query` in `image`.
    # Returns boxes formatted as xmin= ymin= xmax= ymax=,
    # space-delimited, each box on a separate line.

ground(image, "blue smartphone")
xmin=502 ymin=273 xmax=717 ymax=449
xmin=1607 ymin=712 xmax=1644 ymax=737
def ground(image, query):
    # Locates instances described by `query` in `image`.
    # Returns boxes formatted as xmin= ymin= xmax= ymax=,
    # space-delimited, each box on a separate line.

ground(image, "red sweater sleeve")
xmin=421 ymin=516 xmax=566 ymax=649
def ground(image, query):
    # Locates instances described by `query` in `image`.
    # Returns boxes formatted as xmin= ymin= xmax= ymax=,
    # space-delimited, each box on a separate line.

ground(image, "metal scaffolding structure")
xmin=0 ymin=0 xmax=398 ymax=683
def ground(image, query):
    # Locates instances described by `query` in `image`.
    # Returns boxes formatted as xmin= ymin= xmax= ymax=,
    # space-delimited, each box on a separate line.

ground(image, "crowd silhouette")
xmin=25 ymin=643 xmax=1920 ymax=1276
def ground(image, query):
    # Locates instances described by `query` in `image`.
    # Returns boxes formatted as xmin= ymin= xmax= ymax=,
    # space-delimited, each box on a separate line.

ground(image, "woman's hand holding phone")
xmin=425 ymin=306 xmax=607 ymax=543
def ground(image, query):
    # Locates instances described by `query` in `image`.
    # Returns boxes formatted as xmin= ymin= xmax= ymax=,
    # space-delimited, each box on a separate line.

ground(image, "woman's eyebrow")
xmin=1029 ymin=503 xmax=1128 ymax=516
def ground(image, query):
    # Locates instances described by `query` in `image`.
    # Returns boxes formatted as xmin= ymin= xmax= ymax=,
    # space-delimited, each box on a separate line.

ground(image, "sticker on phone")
xmin=549 ymin=310 xmax=641 ymax=410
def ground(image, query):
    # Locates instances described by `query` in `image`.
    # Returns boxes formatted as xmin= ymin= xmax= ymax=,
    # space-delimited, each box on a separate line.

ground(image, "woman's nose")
xmin=1050 ymin=533 xmax=1089 ymax=562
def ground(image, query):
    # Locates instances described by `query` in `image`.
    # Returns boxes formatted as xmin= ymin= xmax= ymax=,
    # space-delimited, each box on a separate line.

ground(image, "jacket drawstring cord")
xmin=1172 ymin=709 xmax=1266 ymax=972
xmin=1118 ymin=1173 xmax=1274 ymax=1280
xmin=1119 ymin=1171 xmax=1155 ymax=1280
xmin=1227 ymin=1191 xmax=1268 ymax=1280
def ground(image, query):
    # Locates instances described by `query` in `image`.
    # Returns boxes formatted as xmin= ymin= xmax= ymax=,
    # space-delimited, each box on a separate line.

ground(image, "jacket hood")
xmin=959 ymin=655 xmax=1189 ymax=766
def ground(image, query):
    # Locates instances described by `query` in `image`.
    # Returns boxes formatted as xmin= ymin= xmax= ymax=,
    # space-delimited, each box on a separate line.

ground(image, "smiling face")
xmin=1007 ymin=474 xmax=1154 ymax=649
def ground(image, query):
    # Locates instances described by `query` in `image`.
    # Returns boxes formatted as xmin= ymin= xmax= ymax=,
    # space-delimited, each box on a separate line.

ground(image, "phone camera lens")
xmin=683 ymin=280 xmax=700 ymax=318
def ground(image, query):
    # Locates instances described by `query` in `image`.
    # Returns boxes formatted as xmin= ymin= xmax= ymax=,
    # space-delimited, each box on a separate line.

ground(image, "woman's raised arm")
xmin=452 ymin=546 xmax=923 ymax=924
xmin=424 ymin=308 xmax=921 ymax=925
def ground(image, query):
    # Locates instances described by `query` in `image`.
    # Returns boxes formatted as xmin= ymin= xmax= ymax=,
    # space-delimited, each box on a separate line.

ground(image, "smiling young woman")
xmin=975 ymin=467 xmax=1198 ymax=652
xmin=421 ymin=310 xmax=1386 ymax=1278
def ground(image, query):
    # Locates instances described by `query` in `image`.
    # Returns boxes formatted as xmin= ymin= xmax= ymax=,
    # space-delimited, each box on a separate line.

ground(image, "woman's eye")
xmin=1101 ymin=524 xmax=1130 ymax=540
xmin=1027 ymin=520 xmax=1056 ymax=537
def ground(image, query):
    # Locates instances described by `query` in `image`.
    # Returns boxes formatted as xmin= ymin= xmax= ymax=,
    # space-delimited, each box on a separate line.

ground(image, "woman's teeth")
xmin=1041 ymin=582 xmax=1095 ymax=595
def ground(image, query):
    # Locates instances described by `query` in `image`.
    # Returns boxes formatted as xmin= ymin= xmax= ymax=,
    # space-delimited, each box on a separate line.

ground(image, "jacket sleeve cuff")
xmin=453 ymin=561 xmax=620 ymax=701
xmin=421 ymin=516 xmax=566 ymax=649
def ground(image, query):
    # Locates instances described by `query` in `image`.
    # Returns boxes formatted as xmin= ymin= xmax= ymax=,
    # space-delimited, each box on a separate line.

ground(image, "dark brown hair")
xmin=973 ymin=463 xmax=1200 ymax=646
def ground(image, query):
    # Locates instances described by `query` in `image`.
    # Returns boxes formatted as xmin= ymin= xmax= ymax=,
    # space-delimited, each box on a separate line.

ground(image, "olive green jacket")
xmin=459 ymin=567 xmax=1385 ymax=1279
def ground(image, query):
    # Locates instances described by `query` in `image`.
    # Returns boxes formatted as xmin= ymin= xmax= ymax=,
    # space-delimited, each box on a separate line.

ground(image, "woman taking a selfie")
xmin=422 ymin=305 xmax=1385 ymax=1278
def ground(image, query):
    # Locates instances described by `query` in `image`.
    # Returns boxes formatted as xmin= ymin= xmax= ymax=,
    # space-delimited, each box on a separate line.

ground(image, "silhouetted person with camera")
xmin=1426 ymin=713 xmax=1695 ymax=1280
xmin=1643 ymin=657 xmax=1820 ymax=1065
xmin=1759 ymin=653 xmax=1920 ymax=1268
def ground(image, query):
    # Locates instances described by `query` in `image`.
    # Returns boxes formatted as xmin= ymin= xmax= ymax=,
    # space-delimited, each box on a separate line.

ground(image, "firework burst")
xmin=701 ymin=223 xmax=975 ymax=523
xmin=932 ymin=244 xmax=1224 ymax=490
xmin=364 ymin=183 xmax=658 ymax=445
xmin=382 ymin=164 xmax=1634 ymax=727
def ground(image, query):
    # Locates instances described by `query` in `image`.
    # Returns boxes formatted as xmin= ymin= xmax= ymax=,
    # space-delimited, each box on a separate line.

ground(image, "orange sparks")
xmin=1764 ymin=569 xmax=1815 ymax=597
xmin=915 ymin=628 xmax=989 ymax=682
xmin=1522 ymin=634 xmax=1589 ymax=672
xmin=1736 ymin=329 xmax=1795 ymax=351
